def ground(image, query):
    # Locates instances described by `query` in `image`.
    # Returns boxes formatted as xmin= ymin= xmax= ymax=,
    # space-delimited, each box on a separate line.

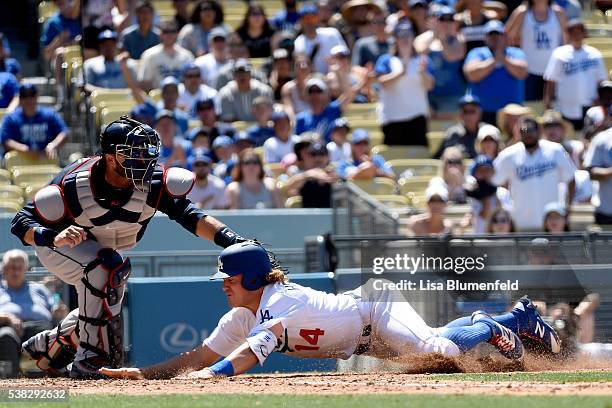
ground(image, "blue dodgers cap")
xmin=459 ymin=94 xmax=481 ymax=107
xmin=271 ymin=110 xmax=290 ymax=123
xmin=394 ymin=20 xmax=414 ymax=38
xmin=181 ymin=62 xmax=200 ymax=75
xmin=212 ymin=135 xmax=234 ymax=149
xmin=188 ymin=126 xmax=212 ymax=141
xmin=435 ymin=5 xmax=455 ymax=18
xmin=299 ymin=3 xmax=318 ymax=18
xmin=484 ymin=20 xmax=505 ymax=35
xmin=210 ymin=242 xmax=272 ymax=291
xmin=470 ymin=155 xmax=494 ymax=176
xmin=233 ymin=131 xmax=256 ymax=144
xmin=98 ymin=29 xmax=118 ymax=41
xmin=160 ymin=76 xmax=179 ymax=88
xmin=409 ymin=0 xmax=428 ymax=8
xmin=191 ymin=148 xmax=213 ymax=165
xmin=130 ymin=103 xmax=157 ymax=125
xmin=331 ymin=117 xmax=350 ymax=132
xmin=19 ymin=83 xmax=38 ymax=97
xmin=351 ymin=128 xmax=370 ymax=144
xmin=155 ymin=109 xmax=176 ymax=123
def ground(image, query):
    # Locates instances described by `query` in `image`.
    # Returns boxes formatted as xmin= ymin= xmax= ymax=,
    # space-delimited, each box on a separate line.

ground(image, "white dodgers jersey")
xmin=203 ymin=282 xmax=364 ymax=363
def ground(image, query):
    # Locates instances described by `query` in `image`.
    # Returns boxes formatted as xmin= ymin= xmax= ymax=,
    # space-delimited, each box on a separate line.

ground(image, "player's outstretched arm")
xmin=100 ymin=345 xmax=220 ymax=380
xmin=186 ymin=342 xmax=259 ymax=379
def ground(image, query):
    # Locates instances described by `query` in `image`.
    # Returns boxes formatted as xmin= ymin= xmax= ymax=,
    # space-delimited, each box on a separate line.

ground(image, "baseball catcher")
xmin=12 ymin=116 xmax=255 ymax=378
xmin=101 ymin=242 xmax=561 ymax=380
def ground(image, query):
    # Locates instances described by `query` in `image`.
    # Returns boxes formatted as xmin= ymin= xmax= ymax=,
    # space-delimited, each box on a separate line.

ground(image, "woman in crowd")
xmin=486 ymin=208 xmax=516 ymax=234
xmin=375 ymin=20 xmax=434 ymax=146
xmin=281 ymin=53 xmax=312 ymax=119
xmin=236 ymin=3 xmax=276 ymax=58
xmin=226 ymin=148 xmax=283 ymax=209
xmin=178 ymin=0 xmax=226 ymax=56
xmin=505 ymin=0 xmax=567 ymax=101
xmin=430 ymin=146 xmax=467 ymax=203
xmin=542 ymin=202 xmax=569 ymax=233
xmin=475 ymin=124 xmax=503 ymax=159
xmin=326 ymin=45 xmax=371 ymax=103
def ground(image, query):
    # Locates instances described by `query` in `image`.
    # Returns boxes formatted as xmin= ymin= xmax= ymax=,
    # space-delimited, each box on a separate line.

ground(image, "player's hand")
xmin=184 ymin=368 xmax=215 ymax=379
xmin=53 ymin=226 xmax=87 ymax=248
xmin=99 ymin=367 xmax=144 ymax=379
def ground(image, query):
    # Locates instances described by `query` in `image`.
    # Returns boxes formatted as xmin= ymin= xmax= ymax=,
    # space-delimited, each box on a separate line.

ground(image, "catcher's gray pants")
xmin=35 ymin=240 xmax=125 ymax=362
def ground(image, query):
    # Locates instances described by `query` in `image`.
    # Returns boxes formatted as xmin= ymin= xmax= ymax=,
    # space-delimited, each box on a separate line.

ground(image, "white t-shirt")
xmin=194 ymin=53 xmax=227 ymax=86
xmin=492 ymin=139 xmax=576 ymax=230
xmin=327 ymin=141 xmax=351 ymax=163
xmin=294 ymin=28 xmax=347 ymax=74
xmin=584 ymin=105 xmax=606 ymax=128
xmin=186 ymin=175 xmax=228 ymax=210
xmin=468 ymin=183 xmax=513 ymax=234
xmin=138 ymin=44 xmax=194 ymax=89
xmin=202 ymin=282 xmax=363 ymax=364
xmin=263 ymin=135 xmax=299 ymax=163
xmin=543 ymin=44 xmax=608 ymax=120
xmin=520 ymin=8 xmax=563 ymax=75
xmin=177 ymin=83 xmax=218 ymax=116
xmin=375 ymin=55 xmax=430 ymax=124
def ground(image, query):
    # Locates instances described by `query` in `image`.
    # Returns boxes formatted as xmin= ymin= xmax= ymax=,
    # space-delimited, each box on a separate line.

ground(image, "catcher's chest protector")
xmin=62 ymin=157 xmax=159 ymax=250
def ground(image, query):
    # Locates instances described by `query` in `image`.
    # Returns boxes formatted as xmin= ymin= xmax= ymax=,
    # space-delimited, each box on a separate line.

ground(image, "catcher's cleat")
xmin=70 ymin=357 xmax=109 ymax=380
xmin=512 ymin=297 xmax=561 ymax=354
xmin=472 ymin=311 xmax=524 ymax=360
xmin=21 ymin=338 xmax=71 ymax=378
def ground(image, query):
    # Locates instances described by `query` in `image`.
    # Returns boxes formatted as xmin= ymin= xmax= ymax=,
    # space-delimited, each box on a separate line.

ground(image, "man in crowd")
xmin=41 ymin=0 xmax=81 ymax=61
xmin=544 ymin=19 xmax=608 ymax=131
xmin=352 ymin=9 xmax=392 ymax=67
xmin=187 ymin=150 xmax=229 ymax=210
xmin=493 ymin=116 xmax=576 ymax=231
xmin=264 ymin=110 xmax=299 ymax=163
xmin=0 ymin=84 xmax=68 ymax=160
xmin=138 ymin=21 xmax=193 ymax=91
xmin=463 ymin=20 xmax=528 ymax=125
xmin=433 ymin=95 xmax=483 ymax=159
xmin=194 ymin=27 xmax=230 ymax=88
xmin=217 ymin=59 xmax=274 ymax=122
xmin=194 ymin=98 xmax=237 ymax=143
xmin=245 ymin=97 xmax=275 ymax=147
xmin=336 ymin=129 xmax=394 ymax=180
xmin=177 ymin=62 xmax=217 ymax=117
xmin=119 ymin=1 xmax=160 ymax=60
xmin=0 ymin=250 xmax=57 ymax=378
xmin=83 ymin=31 xmax=137 ymax=91
xmin=270 ymin=0 xmax=300 ymax=31
xmin=583 ymin=123 xmax=612 ymax=225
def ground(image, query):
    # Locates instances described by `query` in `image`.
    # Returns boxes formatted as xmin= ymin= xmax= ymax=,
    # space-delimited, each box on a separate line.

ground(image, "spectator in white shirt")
xmin=264 ymin=110 xmax=299 ymax=163
xmin=493 ymin=116 xmax=576 ymax=231
xmin=194 ymin=27 xmax=230 ymax=87
xmin=138 ymin=20 xmax=194 ymax=91
xmin=542 ymin=202 xmax=569 ymax=233
xmin=293 ymin=3 xmax=347 ymax=74
xmin=326 ymin=117 xmax=352 ymax=163
xmin=177 ymin=62 xmax=217 ymax=117
xmin=187 ymin=149 xmax=229 ymax=209
xmin=543 ymin=19 xmax=608 ymax=131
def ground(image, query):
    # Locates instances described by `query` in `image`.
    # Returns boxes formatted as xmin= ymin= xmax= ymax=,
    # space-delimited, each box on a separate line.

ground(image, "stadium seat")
xmin=253 ymin=146 xmax=265 ymax=161
xmin=89 ymin=89 xmax=134 ymax=111
xmin=101 ymin=106 xmax=132 ymax=128
xmin=233 ymin=121 xmax=253 ymax=132
xmin=388 ymin=159 xmax=441 ymax=178
xmin=285 ymin=196 xmax=302 ymax=208
xmin=149 ymin=89 xmax=162 ymax=103
xmin=0 ymin=185 xmax=24 ymax=206
xmin=0 ymin=169 xmax=11 ymax=185
xmin=0 ymin=201 xmax=22 ymax=214
xmin=188 ymin=119 xmax=201 ymax=129
xmin=371 ymin=194 xmax=408 ymax=208
xmin=12 ymin=167 xmax=59 ymax=189
xmin=345 ymin=103 xmax=377 ymax=117
xmin=349 ymin=177 xmax=397 ymax=195
xmin=429 ymin=120 xmax=455 ymax=132
xmin=398 ymin=176 xmax=432 ymax=196
xmin=427 ymin=131 xmax=445 ymax=155
xmin=371 ymin=145 xmax=431 ymax=160
xmin=4 ymin=151 xmax=59 ymax=172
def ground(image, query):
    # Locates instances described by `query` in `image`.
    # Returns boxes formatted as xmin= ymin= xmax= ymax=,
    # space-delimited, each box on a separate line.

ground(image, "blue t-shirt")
xmin=464 ymin=46 xmax=526 ymax=112
xmin=270 ymin=10 xmax=300 ymax=31
xmin=0 ymin=72 xmax=18 ymax=108
xmin=119 ymin=25 xmax=161 ymax=60
xmin=295 ymin=100 xmax=342 ymax=142
xmin=0 ymin=58 xmax=21 ymax=76
xmin=152 ymin=100 xmax=189 ymax=136
xmin=0 ymin=107 xmax=68 ymax=151
xmin=0 ymin=282 xmax=54 ymax=322
xmin=336 ymin=154 xmax=392 ymax=179
xmin=246 ymin=125 xmax=275 ymax=147
xmin=429 ymin=50 xmax=465 ymax=98
xmin=40 ymin=12 xmax=82 ymax=47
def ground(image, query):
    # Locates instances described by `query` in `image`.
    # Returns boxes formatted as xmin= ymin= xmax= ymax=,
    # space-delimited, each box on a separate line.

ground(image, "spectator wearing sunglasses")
xmin=433 ymin=95 xmax=483 ymax=159
xmin=486 ymin=208 xmax=516 ymax=233
xmin=177 ymin=62 xmax=217 ymax=117
xmin=406 ymin=183 xmax=453 ymax=236
xmin=492 ymin=116 xmax=576 ymax=231
xmin=335 ymin=129 xmax=394 ymax=180
xmin=187 ymin=149 xmax=229 ymax=210
xmin=430 ymin=146 xmax=468 ymax=203
xmin=236 ymin=3 xmax=276 ymax=58
xmin=226 ymin=149 xmax=283 ymax=209
xmin=178 ymin=0 xmax=228 ymax=57
xmin=352 ymin=10 xmax=393 ymax=68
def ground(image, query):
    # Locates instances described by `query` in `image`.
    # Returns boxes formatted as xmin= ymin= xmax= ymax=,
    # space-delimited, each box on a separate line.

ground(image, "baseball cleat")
xmin=512 ymin=297 xmax=561 ymax=354
xmin=472 ymin=311 xmax=524 ymax=360
xmin=70 ymin=357 xmax=109 ymax=379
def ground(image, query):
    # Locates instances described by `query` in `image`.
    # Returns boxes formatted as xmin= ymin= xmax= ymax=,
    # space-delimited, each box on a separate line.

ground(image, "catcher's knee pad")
xmin=82 ymin=248 xmax=131 ymax=308
xmin=22 ymin=311 xmax=79 ymax=375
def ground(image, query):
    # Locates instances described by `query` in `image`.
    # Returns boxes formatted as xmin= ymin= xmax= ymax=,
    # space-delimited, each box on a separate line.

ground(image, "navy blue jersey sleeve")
xmin=10 ymin=161 xmax=82 ymax=246
xmin=156 ymin=191 xmax=208 ymax=235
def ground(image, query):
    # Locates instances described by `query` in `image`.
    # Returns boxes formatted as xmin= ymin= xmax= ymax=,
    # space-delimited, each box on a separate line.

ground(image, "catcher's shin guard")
xmin=78 ymin=248 xmax=131 ymax=367
xmin=22 ymin=310 xmax=79 ymax=376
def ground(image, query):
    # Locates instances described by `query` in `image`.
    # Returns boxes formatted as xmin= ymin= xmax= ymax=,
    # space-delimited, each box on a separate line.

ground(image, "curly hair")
xmin=266 ymin=268 xmax=288 ymax=285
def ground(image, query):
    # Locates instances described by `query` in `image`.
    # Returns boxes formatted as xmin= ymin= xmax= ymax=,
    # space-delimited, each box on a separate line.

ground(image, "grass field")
xmin=14 ymin=394 xmax=612 ymax=408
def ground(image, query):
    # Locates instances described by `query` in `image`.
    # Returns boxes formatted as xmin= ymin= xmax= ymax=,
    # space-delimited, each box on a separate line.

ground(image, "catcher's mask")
xmin=102 ymin=116 xmax=160 ymax=192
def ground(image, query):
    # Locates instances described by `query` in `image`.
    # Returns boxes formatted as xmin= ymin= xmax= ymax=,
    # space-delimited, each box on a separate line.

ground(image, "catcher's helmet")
xmin=211 ymin=242 xmax=271 ymax=291
xmin=100 ymin=116 xmax=160 ymax=192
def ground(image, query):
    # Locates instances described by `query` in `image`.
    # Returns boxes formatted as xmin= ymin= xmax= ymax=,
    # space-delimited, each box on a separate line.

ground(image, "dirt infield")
xmin=1 ymin=370 xmax=611 ymax=397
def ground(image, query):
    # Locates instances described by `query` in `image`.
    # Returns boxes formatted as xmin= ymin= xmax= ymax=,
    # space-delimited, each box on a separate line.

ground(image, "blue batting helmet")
xmin=211 ymin=242 xmax=271 ymax=291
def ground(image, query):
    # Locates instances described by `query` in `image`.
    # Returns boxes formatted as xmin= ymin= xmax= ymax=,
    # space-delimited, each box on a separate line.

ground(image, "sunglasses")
xmin=492 ymin=217 xmax=510 ymax=224
xmin=445 ymin=159 xmax=463 ymax=165
xmin=520 ymin=126 xmax=537 ymax=134
xmin=250 ymin=11 xmax=264 ymax=17
xmin=308 ymin=88 xmax=324 ymax=94
xmin=194 ymin=162 xmax=210 ymax=167
xmin=439 ymin=16 xmax=455 ymax=22
xmin=184 ymin=73 xmax=201 ymax=79
xmin=242 ymin=159 xmax=260 ymax=166
xmin=428 ymin=197 xmax=445 ymax=203
xmin=462 ymin=108 xmax=478 ymax=115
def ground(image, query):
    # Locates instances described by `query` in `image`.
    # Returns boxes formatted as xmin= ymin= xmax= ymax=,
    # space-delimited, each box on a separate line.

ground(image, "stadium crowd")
xmin=0 ymin=0 xmax=611 ymax=236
